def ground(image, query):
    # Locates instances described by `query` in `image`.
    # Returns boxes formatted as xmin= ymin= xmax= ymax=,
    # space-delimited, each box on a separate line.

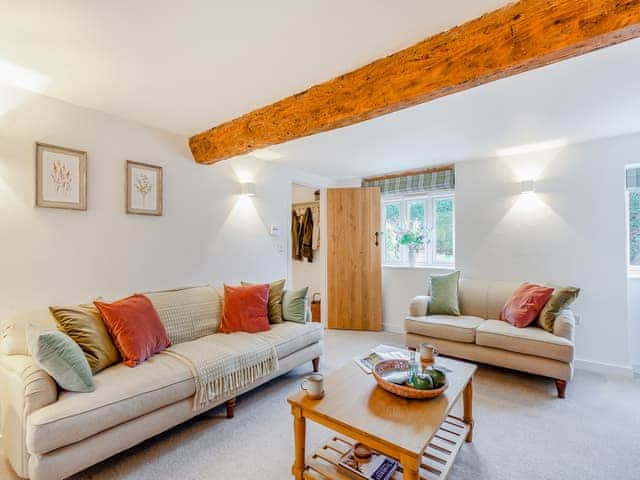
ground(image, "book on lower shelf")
xmin=338 ymin=447 xmax=399 ymax=480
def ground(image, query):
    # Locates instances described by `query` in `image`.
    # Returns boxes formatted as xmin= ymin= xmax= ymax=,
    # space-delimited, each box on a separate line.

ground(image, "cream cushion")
xmin=0 ymin=310 xmax=56 ymax=356
xmin=405 ymin=315 xmax=484 ymax=343
xmin=476 ymin=320 xmax=574 ymax=363
xmin=144 ymin=285 xmax=221 ymax=344
xmin=26 ymin=322 xmax=322 ymax=455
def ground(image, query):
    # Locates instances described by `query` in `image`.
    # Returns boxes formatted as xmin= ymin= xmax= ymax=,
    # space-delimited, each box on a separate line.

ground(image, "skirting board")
xmin=574 ymin=358 xmax=634 ymax=377
xmin=382 ymin=322 xmax=404 ymax=334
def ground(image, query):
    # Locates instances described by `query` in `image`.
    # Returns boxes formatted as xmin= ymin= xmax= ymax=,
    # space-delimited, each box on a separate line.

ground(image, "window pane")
xmin=630 ymin=191 xmax=640 ymax=266
xmin=407 ymin=200 xmax=426 ymax=264
xmin=434 ymin=198 xmax=454 ymax=264
xmin=384 ymin=202 xmax=401 ymax=263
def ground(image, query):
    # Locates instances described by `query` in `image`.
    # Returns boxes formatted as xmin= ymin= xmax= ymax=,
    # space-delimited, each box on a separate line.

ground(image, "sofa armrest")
xmin=409 ymin=296 xmax=431 ymax=317
xmin=553 ymin=309 xmax=575 ymax=343
xmin=0 ymin=354 xmax=58 ymax=477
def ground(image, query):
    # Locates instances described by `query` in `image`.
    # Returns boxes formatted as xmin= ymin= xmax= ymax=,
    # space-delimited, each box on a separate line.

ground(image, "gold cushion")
xmin=537 ymin=286 xmax=580 ymax=332
xmin=241 ymin=279 xmax=286 ymax=323
xmin=49 ymin=304 xmax=120 ymax=374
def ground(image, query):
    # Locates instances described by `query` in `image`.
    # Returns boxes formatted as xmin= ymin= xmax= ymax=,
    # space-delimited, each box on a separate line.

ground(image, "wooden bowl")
xmin=372 ymin=359 xmax=448 ymax=399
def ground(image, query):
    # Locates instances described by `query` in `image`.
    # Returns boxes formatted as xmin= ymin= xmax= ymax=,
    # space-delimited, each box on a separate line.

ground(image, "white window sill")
xmin=628 ymin=270 xmax=640 ymax=279
xmin=383 ymin=265 xmax=455 ymax=271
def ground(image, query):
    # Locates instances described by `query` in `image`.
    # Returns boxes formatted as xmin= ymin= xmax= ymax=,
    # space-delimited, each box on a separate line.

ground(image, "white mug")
xmin=420 ymin=343 xmax=439 ymax=362
xmin=301 ymin=373 xmax=324 ymax=397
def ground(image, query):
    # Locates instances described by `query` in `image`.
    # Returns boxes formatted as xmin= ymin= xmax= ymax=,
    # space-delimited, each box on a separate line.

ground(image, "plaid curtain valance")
xmin=362 ymin=168 xmax=454 ymax=195
xmin=626 ymin=167 xmax=640 ymax=189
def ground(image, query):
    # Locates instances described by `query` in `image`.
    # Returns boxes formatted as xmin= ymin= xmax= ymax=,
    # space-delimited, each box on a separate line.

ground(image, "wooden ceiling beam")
xmin=190 ymin=0 xmax=640 ymax=165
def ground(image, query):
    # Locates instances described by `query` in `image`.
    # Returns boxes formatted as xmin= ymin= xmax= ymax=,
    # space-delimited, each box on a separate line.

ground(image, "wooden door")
xmin=327 ymin=187 xmax=382 ymax=330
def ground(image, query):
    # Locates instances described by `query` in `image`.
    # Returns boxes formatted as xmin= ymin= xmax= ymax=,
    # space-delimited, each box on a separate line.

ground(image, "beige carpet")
xmin=2 ymin=330 xmax=640 ymax=480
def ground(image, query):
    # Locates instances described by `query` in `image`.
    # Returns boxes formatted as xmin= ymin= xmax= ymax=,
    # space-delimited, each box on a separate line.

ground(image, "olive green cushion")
xmin=428 ymin=271 xmax=461 ymax=316
xmin=242 ymin=279 xmax=286 ymax=324
xmin=537 ymin=286 xmax=580 ymax=332
xmin=49 ymin=304 xmax=120 ymax=374
xmin=282 ymin=287 xmax=309 ymax=324
xmin=27 ymin=326 xmax=94 ymax=392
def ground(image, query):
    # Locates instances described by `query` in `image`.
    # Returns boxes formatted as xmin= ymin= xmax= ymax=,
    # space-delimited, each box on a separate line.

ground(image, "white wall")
xmin=382 ymin=134 xmax=640 ymax=373
xmin=0 ymin=84 xmax=331 ymax=316
xmin=628 ymin=277 xmax=640 ymax=373
xmin=291 ymin=185 xmax=324 ymax=306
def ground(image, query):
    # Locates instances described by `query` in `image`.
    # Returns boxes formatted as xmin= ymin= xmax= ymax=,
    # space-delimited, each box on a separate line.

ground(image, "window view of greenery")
xmin=435 ymin=198 xmax=454 ymax=264
xmin=629 ymin=190 xmax=640 ymax=266
xmin=384 ymin=202 xmax=401 ymax=263
xmin=382 ymin=195 xmax=454 ymax=266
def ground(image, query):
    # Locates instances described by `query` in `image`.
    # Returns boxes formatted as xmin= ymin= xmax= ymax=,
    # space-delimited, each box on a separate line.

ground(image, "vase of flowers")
xmin=398 ymin=222 xmax=426 ymax=267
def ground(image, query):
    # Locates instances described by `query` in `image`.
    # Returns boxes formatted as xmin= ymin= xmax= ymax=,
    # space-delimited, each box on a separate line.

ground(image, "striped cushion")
xmin=144 ymin=286 xmax=221 ymax=345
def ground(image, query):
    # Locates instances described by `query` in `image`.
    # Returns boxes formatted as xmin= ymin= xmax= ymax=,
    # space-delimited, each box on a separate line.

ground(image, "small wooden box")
xmin=311 ymin=301 xmax=321 ymax=323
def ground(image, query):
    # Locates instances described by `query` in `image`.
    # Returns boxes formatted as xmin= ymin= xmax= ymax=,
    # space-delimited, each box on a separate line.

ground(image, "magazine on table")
xmin=338 ymin=447 xmax=398 ymax=480
xmin=353 ymin=344 xmax=408 ymax=374
xmin=353 ymin=344 xmax=453 ymax=374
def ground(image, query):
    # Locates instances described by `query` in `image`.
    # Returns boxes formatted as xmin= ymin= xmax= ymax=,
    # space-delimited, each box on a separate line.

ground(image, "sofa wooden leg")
xmin=226 ymin=398 xmax=236 ymax=418
xmin=312 ymin=357 xmax=320 ymax=373
xmin=555 ymin=379 xmax=567 ymax=399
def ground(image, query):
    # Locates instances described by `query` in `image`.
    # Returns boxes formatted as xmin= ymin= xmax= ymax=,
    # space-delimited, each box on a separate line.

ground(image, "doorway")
xmin=291 ymin=183 xmax=324 ymax=324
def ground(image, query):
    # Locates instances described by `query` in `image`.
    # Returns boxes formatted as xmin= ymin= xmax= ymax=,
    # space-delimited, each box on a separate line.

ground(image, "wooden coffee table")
xmin=287 ymin=356 xmax=476 ymax=480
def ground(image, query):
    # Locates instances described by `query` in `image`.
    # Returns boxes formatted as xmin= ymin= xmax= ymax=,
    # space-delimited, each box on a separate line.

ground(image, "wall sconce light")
xmin=520 ymin=180 xmax=535 ymax=194
xmin=240 ymin=182 xmax=256 ymax=197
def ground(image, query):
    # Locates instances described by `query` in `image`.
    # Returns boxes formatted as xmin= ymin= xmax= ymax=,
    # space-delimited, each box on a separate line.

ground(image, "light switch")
xmin=270 ymin=224 xmax=282 ymax=236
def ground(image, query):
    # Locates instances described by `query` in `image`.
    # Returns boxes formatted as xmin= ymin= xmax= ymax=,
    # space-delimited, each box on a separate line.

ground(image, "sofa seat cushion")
xmin=404 ymin=315 xmax=484 ymax=343
xmin=27 ymin=351 xmax=196 ymax=455
xmin=255 ymin=321 xmax=323 ymax=359
xmin=26 ymin=324 xmax=323 ymax=455
xmin=476 ymin=320 xmax=574 ymax=363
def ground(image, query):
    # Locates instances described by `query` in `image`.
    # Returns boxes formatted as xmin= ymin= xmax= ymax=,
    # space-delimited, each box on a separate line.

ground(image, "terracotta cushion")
xmin=219 ymin=284 xmax=270 ymax=333
xmin=94 ymin=295 xmax=170 ymax=367
xmin=500 ymin=283 xmax=554 ymax=328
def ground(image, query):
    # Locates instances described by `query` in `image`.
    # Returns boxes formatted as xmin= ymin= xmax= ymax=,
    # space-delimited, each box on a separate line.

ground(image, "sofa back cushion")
xmin=143 ymin=285 xmax=221 ymax=344
xmin=458 ymin=278 xmax=488 ymax=318
xmin=453 ymin=278 xmax=532 ymax=320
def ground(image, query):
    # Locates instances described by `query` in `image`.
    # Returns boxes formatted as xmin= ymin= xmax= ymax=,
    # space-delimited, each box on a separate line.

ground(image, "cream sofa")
xmin=404 ymin=278 xmax=575 ymax=398
xmin=0 ymin=286 xmax=323 ymax=480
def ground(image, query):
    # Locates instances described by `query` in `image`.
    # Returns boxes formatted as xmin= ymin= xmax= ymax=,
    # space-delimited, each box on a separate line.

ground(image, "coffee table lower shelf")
xmin=303 ymin=415 xmax=469 ymax=480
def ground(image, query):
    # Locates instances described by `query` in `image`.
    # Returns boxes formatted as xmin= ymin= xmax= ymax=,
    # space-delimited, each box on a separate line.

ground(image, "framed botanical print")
xmin=126 ymin=160 xmax=163 ymax=216
xmin=35 ymin=143 xmax=87 ymax=210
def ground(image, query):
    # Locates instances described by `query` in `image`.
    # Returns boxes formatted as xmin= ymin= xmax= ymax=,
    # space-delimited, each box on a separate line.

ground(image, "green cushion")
xmin=537 ymin=286 xmax=580 ymax=332
xmin=282 ymin=287 xmax=309 ymax=324
xmin=241 ymin=279 xmax=286 ymax=324
xmin=428 ymin=271 xmax=461 ymax=316
xmin=27 ymin=326 xmax=94 ymax=392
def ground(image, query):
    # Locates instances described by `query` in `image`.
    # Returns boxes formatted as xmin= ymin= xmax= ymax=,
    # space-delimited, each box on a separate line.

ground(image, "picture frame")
xmin=126 ymin=160 xmax=163 ymax=216
xmin=35 ymin=143 xmax=87 ymax=210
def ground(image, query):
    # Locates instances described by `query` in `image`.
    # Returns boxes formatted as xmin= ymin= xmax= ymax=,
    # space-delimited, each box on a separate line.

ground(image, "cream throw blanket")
xmin=164 ymin=333 xmax=279 ymax=410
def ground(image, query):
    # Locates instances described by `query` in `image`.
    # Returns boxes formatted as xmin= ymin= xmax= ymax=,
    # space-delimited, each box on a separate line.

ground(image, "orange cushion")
xmin=500 ymin=283 xmax=554 ymax=328
xmin=219 ymin=284 xmax=270 ymax=333
xmin=94 ymin=295 xmax=170 ymax=367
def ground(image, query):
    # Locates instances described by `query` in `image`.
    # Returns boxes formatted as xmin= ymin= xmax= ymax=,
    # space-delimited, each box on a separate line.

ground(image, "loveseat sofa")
xmin=404 ymin=278 xmax=575 ymax=398
xmin=0 ymin=285 xmax=323 ymax=480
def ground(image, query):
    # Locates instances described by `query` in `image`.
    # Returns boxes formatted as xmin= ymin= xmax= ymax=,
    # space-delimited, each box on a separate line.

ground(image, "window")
xmin=382 ymin=192 xmax=455 ymax=267
xmin=628 ymin=189 xmax=640 ymax=271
